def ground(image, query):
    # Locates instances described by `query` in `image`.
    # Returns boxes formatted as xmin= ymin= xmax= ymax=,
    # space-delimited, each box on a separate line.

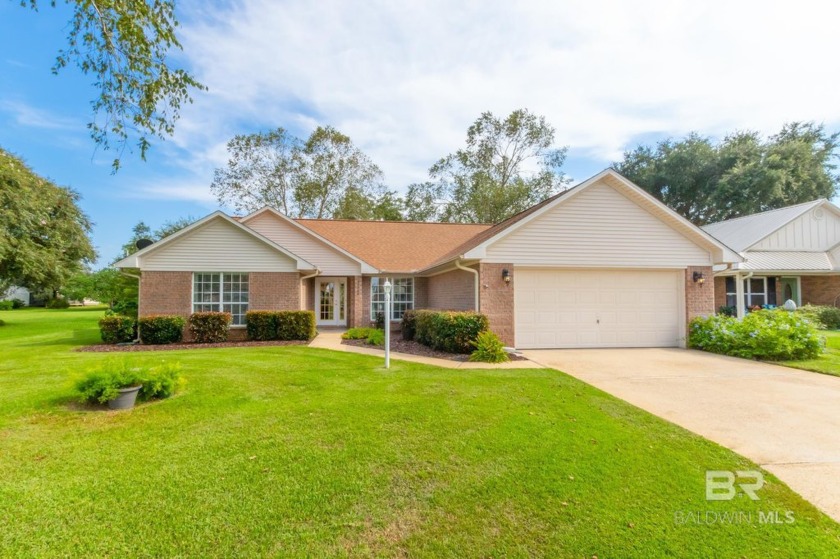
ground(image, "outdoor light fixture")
xmin=383 ymin=279 xmax=392 ymax=369
xmin=502 ymin=269 xmax=511 ymax=284
xmin=693 ymin=271 xmax=705 ymax=284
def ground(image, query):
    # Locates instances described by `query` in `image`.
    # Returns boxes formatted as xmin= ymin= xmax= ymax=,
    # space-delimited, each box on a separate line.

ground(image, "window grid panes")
xmin=725 ymin=276 xmax=770 ymax=309
xmin=193 ymin=273 xmax=249 ymax=325
xmin=371 ymin=277 xmax=413 ymax=320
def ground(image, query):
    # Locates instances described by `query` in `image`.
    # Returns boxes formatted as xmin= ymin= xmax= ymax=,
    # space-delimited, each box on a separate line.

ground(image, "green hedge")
xmin=244 ymin=310 xmax=316 ymax=341
xmin=689 ymin=309 xmax=821 ymax=361
xmin=189 ymin=312 xmax=231 ymax=343
xmin=401 ymin=309 xmax=417 ymax=340
xmin=98 ymin=315 xmax=136 ymax=344
xmin=414 ymin=309 xmax=490 ymax=354
xmin=796 ymin=305 xmax=840 ymax=330
xmin=46 ymin=297 xmax=70 ymax=309
xmin=138 ymin=315 xmax=185 ymax=345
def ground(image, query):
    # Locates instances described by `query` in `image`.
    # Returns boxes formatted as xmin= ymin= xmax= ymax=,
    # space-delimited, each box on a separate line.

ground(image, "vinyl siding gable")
xmin=484 ymin=180 xmax=711 ymax=267
xmin=245 ymin=212 xmax=361 ymax=275
xmin=141 ymin=218 xmax=297 ymax=272
xmin=751 ymin=207 xmax=840 ymax=251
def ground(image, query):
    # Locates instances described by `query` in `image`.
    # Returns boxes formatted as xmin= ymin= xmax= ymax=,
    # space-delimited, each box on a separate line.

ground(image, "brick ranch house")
xmin=704 ymin=198 xmax=840 ymax=318
xmin=115 ymin=170 xmax=741 ymax=349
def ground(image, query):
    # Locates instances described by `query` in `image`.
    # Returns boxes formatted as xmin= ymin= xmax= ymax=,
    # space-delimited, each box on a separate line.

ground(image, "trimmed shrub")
xmin=139 ymin=315 xmax=185 ymax=345
xmin=246 ymin=311 xmax=277 ymax=341
xmin=689 ymin=309 xmax=821 ymax=361
xmin=414 ymin=310 xmax=490 ymax=354
xmin=374 ymin=311 xmax=385 ymax=330
xmin=46 ymin=297 xmax=70 ymax=309
xmin=9 ymin=298 xmax=25 ymax=309
xmin=98 ymin=315 xmax=136 ymax=344
xmin=366 ymin=329 xmax=385 ymax=345
xmin=276 ymin=311 xmax=316 ymax=341
xmin=342 ymin=327 xmax=377 ymax=340
xmin=189 ymin=312 xmax=231 ymax=343
xmin=469 ymin=331 xmax=510 ymax=363
xmin=0 ymin=319 xmax=5 ymax=326
xmin=401 ymin=309 xmax=417 ymax=340
xmin=0 ymin=301 xmax=12 ymax=311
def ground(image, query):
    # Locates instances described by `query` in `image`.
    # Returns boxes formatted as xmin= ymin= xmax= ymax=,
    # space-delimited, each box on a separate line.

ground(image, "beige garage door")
xmin=515 ymin=269 xmax=683 ymax=349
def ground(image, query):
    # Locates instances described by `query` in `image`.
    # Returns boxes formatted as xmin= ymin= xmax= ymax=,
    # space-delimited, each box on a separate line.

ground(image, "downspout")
xmin=300 ymin=269 xmax=321 ymax=310
xmin=455 ymin=258 xmax=480 ymax=312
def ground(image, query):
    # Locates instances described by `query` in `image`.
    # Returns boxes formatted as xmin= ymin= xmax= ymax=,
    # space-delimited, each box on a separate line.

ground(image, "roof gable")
xmin=450 ymin=169 xmax=740 ymax=266
xmin=702 ymin=199 xmax=831 ymax=252
xmin=241 ymin=207 xmax=377 ymax=273
xmin=114 ymin=212 xmax=314 ymax=270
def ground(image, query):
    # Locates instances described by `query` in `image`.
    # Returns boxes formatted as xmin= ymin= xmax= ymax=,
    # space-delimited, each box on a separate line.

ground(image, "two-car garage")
xmin=514 ymin=268 xmax=684 ymax=349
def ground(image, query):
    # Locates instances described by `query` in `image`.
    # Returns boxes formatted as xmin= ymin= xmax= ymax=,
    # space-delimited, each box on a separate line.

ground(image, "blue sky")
xmin=2 ymin=0 xmax=839 ymax=267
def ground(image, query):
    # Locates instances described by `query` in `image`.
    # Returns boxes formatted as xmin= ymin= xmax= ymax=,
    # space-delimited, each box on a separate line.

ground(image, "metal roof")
xmin=702 ymin=199 xmax=825 ymax=252
xmin=736 ymin=251 xmax=835 ymax=272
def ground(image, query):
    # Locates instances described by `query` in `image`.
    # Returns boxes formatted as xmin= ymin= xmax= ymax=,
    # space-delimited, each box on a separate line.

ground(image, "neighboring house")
xmin=1 ymin=286 xmax=30 ymax=306
xmin=115 ymin=170 xmax=739 ymax=349
xmin=703 ymin=199 xmax=840 ymax=318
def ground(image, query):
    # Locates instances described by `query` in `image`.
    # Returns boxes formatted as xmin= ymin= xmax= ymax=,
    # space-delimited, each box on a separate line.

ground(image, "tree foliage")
xmin=613 ymin=122 xmax=839 ymax=225
xmin=24 ymin=0 xmax=206 ymax=171
xmin=412 ymin=109 xmax=569 ymax=223
xmin=118 ymin=216 xmax=195 ymax=260
xmin=0 ymin=148 xmax=96 ymax=292
xmin=211 ymin=126 xmax=392 ymax=219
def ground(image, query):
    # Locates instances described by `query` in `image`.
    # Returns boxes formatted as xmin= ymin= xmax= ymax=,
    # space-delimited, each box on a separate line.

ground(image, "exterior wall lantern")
xmin=692 ymin=271 xmax=705 ymax=285
xmin=383 ymin=279 xmax=391 ymax=369
xmin=502 ymin=269 xmax=511 ymax=284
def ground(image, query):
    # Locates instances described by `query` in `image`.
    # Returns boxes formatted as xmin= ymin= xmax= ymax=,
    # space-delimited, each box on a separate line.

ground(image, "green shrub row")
xmin=409 ymin=309 xmax=490 ymax=354
xmin=138 ymin=315 xmax=186 ymax=344
xmin=99 ymin=315 xmax=136 ymax=344
xmin=688 ymin=309 xmax=821 ymax=361
xmin=0 ymin=298 xmax=25 ymax=310
xmin=75 ymin=360 xmax=184 ymax=404
xmin=244 ymin=310 xmax=316 ymax=341
xmin=46 ymin=297 xmax=70 ymax=309
xmin=0 ymin=301 xmax=12 ymax=311
xmin=189 ymin=312 xmax=231 ymax=343
xmin=796 ymin=304 xmax=840 ymax=330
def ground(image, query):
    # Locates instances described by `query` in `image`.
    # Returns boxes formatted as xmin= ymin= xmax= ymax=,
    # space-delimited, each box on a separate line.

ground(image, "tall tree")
xmin=212 ymin=126 xmax=386 ymax=219
xmin=613 ymin=122 xmax=840 ymax=225
xmin=0 ymin=148 xmax=96 ymax=292
xmin=22 ymin=1 xmax=205 ymax=171
xmin=417 ymin=109 xmax=569 ymax=223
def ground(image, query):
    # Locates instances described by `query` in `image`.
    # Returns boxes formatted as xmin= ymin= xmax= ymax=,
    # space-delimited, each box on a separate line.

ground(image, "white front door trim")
xmin=315 ymin=277 xmax=347 ymax=326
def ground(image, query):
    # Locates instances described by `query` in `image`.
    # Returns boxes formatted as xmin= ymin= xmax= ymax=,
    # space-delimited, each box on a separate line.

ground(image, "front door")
xmin=780 ymin=277 xmax=800 ymax=306
xmin=315 ymin=277 xmax=347 ymax=326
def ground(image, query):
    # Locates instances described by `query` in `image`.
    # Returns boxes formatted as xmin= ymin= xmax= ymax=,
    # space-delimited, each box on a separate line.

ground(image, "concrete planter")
xmin=108 ymin=386 xmax=142 ymax=410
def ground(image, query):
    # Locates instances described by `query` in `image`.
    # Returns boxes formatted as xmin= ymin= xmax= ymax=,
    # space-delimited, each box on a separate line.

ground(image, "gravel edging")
xmin=342 ymin=332 xmax=528 ymax=362
xmin=77 ymin=340 xmax=308 ymax=352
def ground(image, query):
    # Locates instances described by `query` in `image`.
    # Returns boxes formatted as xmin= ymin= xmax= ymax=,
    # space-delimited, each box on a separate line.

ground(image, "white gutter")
xmin=455 ymin=258 xmax=480 ymax=312
xmin=300 ymin=269 xmax=321 ymax=308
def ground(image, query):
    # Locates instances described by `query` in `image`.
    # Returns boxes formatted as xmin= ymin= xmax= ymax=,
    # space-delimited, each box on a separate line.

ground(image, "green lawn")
xmin=1 ymin=308 xmax=839 ymax=557
xmin=781 ymin=330 xmax=840 ymax=377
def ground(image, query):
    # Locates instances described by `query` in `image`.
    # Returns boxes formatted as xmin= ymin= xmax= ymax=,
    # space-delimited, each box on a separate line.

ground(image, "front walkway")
xmin=522 ymin=347 xmax=840 ymax=523
xmin=309 ymin=330 xmax=541 ymax=369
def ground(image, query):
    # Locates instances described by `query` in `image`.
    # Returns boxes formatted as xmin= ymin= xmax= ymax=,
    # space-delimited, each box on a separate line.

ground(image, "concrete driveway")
xmin=522 ymin=348 xmax=840 ymax=523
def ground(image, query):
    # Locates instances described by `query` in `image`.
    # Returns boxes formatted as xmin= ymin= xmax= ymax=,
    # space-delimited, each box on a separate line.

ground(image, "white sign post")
xmin=383 ymin=279 xmax=392 ymax=369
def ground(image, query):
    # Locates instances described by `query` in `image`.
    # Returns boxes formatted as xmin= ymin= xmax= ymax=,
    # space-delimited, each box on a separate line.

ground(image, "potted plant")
xmin=75 ymin=361 xmax=144 ymax=410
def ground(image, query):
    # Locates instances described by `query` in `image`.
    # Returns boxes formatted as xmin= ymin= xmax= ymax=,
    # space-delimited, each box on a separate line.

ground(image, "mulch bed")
xmin=342 ymin=332 xmax=528 ymax=362
xmin=77 ymin=340 xmax=308 ymax=352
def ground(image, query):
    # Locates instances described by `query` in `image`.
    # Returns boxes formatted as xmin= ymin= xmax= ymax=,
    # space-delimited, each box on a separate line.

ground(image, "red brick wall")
xmin=139 ymin=271 xmax=192 ymax=318
xmin=361 ymin=276 xmax=372 ymax=326
xmin=250 ymin=272 xmax=300 ymax=310
xmin=801 ymin=275 xmax=840 ymax=306
xmin=479 ymin=263 xmax=514 ymax=346
xmin=685 ymin=266 xmax=714 ymax=325
xmin=414 ymin=277 xmax=428 ymax=309
xmin=348 ymin=276 xmax=364 ymax=327
xmin=427 ymin=268 xmax=476 ymax=311
xmin=713 ymin=276 xmax=726 ymax=311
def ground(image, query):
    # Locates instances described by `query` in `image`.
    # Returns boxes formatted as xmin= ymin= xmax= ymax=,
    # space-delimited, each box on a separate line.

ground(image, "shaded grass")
xmin=781 ymin=330 xmax=840 ymax=377
xmin=0 ymin=307 xmax=839 ymax=557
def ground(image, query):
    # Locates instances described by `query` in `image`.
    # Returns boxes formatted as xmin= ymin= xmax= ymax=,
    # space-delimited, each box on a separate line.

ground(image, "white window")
xmin=725 ymin=276 xmax=774 ymax=309
xmin=193 ymin=273 xmax=249 ymax=326
xmin=371 ymin=277 xmax=414 ymax=320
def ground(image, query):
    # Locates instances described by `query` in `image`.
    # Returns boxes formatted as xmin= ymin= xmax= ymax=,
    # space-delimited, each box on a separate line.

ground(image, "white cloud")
xmin=0 ymin=100 xmax=82 ymax=131
xmin=161 ymin=0 xmax=840 ymax=194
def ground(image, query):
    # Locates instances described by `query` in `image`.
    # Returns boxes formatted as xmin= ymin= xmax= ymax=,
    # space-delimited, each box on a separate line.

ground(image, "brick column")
xmin=713 ymin=276 xmax=726 ymax=312
xmin=479 ymin=263 xmax=514 ymax=346
xmin=685 ymin=266 xmax=714 ymax=323
xmin=348 ymin=276 xmax=364 ymax=327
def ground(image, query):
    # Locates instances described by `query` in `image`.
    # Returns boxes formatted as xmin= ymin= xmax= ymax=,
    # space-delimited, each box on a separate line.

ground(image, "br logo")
xmin=706 ymin=470 xmax=765 ymax=501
